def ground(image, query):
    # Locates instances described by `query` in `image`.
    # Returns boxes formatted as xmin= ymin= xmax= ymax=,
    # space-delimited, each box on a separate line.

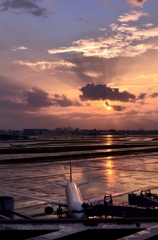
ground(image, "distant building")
xmin=74 ymin=128 xmax=79 ymax=132
xmin=23 ymin=129 xmax=48 ymax=136
xmin=0 ymin=130 xmax=6 ymax=134
xmin=42 ymin=130 xmax=53 ymax=136
xmin=109 ymin=129 xmax=116 ymax=134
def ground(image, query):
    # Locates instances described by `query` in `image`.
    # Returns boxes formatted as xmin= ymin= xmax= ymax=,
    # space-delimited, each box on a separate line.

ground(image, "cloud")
xmin=79 ymin=83 xmax=136 ymax=102
xmin=11 ymin=46 xmax=28 ymax=51
xmin=14 ymin=59 xmax=76 ymax=71
xmin=137 ymin=92 xmax=147 ymax=100
xmin=99 ymin=28 xmax=106 ymax=32
xmin=143 ymin=23 xmax=154 ymax=27
xmin=23 ymin=86 xmax=83 ymax=109
xmin=149 ymin=92 xmax=158 ymax=98
xmin=52 ymin=94 xmax=83 ymax=107
xmin=103 ymin=0 xmax=147 ymax=7
xmin=0 ymin=78 xmax=157 ymax=130
xmin=0 ymin=78 xmax=83 ymax=112
xmin=126 ymin=0 xmax=147 ymax=8
xmin=112 ymin=105 xmax=126 ymax=111
xmin=105 ymin=101 xmax=126 ymax=111
xmin=0 ymin=0 xmax=53 ymax=17
xmin=23 ymin=86 xmax=53 ymax=109
xmin=118 ymin=11 xmax=149 ymax=22
xmin=48 ymin=23 xmax=158 ymax=59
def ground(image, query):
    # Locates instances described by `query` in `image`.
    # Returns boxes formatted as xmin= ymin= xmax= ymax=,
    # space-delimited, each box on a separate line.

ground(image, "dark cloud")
xmin=0 ymin=99 xmax=27 ymax=112
xmin=23 ymin=86 xmax=53 ymax=109
xmin=0 ymin=0 xmax=53 ymax=17
xmin=54 ymin=94 xmax=60 ymax=98
xmin=105 ymin=101 xmax=126 ymax=111
xmin=0 ymin=78 xmax=82 ymax=112
xmin=149 ymin=92 xmax=158 ymax=98
xmin=112 ymin=105 xmax=126 ymax=111
xmin=137 ymin=93 xmax=147 ymax=100
xmin=52 ymin=94 xmax=83 ymax=107
xmin=79 ymin=83 xmax=136 ymax=102
xmin=23 ymin=87 xmax=82 ymax=109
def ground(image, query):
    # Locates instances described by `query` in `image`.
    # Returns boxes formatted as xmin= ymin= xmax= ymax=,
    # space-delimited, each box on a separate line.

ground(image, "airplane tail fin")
xmin=70 ymin=160 xmax=72 ymax=182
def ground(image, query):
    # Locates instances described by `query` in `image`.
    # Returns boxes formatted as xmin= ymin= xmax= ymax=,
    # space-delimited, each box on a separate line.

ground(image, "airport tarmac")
xmin=1 ymin=151 xmax=158 ymax=218
xmin=0 ymin=135 xmax=157 ymax=162
xmin=1 ymin=220 xmax=158 ymax=240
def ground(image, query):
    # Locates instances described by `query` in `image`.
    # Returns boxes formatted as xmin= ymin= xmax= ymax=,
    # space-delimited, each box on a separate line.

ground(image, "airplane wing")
xmin=53 ymin=182 xmax=66 ymax=187
xmin=88 ymin=189 xmax=138 ymax=204
xmin=139 ymin=185 xmax=158 ymax=191
xmin=77 ymin=180 xmax=94 ymax=187
xmin=87 ymin=185 xmax=158 ymax=205
xmin=5 ymin=191 xmax=68 ymax=207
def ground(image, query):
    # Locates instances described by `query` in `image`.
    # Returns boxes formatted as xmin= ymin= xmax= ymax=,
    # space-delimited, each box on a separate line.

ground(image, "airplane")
xmin=9 ymin=141 xmax=27 ymax=148
xmin=27 ymin=135 xmax=39 ymax=139
xmin=5 ymin=161 xmax=156 ymax=219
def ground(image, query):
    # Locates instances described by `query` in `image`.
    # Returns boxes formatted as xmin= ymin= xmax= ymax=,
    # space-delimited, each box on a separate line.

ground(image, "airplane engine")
xmin=44 ymin=203 xmax=53 ymax=215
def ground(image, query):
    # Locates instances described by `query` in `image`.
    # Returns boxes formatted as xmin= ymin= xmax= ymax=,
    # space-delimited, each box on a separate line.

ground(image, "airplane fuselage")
xmin=65 ymin=182 xmax=85 ymax=218
xmin=9 ymin=141 xmax=27 ymax=147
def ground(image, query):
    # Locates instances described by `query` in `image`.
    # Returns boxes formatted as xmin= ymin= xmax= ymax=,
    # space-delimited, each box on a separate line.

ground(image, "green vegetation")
xmin=1 ymin=143 xmax=157 ymax=155
xmin=1 ymin=146 xmax=158 ymax=164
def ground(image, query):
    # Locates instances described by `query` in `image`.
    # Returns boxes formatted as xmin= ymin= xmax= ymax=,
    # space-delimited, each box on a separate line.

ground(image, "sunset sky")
xmin=0 ymin=0 xmax=158 ymax=130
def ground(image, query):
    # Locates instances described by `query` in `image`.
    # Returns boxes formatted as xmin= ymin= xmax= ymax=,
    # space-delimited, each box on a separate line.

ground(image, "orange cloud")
xmin=118 ymin=11 xmax=149 ymax=22
xmin=14 ymin=59 xmax=76 ymax=71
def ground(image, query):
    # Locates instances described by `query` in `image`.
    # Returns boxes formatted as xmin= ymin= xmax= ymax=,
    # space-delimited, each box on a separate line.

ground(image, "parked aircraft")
xmin=6 ymin=161 xmax=154 ymax=219
xmin=9 ymin=141 xmax=27 ymax=148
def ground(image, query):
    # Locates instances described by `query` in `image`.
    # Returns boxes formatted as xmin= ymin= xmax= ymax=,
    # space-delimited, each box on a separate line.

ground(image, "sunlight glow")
xmin=105 ymin=157 xmax=114 ymax=178
xmin=106 ymin=106 xmax=112 ymax=110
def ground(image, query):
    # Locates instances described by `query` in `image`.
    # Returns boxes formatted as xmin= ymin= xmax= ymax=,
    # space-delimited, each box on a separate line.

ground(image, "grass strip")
xmin=0 ymin=143 xmax=157 ymax=155
xmin=1 ymin=147 xmax=158 ymax=164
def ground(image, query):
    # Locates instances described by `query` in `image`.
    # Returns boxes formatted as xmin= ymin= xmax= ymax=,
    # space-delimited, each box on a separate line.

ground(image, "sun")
xmin=106 ymin=105 xmax=112 ymax=110
xmin=104 ymin=101 xmax=112 ymax=110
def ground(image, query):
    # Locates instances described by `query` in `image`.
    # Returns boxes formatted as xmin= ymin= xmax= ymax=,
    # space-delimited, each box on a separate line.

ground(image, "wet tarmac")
xmin=1 ymin=150 xmax=158 ymax=218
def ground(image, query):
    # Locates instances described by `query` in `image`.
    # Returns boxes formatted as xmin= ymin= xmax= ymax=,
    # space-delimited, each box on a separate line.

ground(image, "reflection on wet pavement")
xmin=1 ymin=152 xmax=158 ymax=218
